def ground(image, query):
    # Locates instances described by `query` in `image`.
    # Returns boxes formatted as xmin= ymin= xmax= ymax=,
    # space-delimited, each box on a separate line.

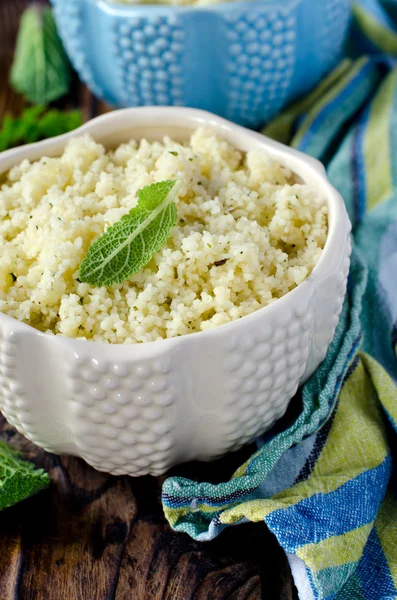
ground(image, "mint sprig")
xmin=0 ymin=106 xmax=83 ymax=152
xmin=0 ymin=441 xmax=49 ymax=511
xmin=10 ymin=6 xmax=72 ymax=105
xmin=79 ymin=179 xmax=182 ymax=287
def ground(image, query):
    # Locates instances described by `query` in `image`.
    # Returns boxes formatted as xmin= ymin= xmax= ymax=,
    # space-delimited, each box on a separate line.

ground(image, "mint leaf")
xmin=79 ymin=180 xmax=182 ymax=287
xmin=37 ymin=109 xmax=82 ymax=139
xmin=10 ymin=6 xmax=72 ymax=105
xmin=0 ymin=106 xmax=83 ymax=152
xmin=0 ymin=441 xmax=49 ymax=511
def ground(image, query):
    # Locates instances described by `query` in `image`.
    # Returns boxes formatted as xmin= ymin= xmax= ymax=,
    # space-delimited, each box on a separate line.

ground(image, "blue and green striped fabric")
xmin=161 ymin=2 xmax=397 ymax=598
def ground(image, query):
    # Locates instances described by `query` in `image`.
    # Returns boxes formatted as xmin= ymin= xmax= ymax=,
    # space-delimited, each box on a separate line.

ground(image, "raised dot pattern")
xmin=222 ymin=303 xmax=313 ymax=451
xmin=224 ymin=8 xmax=296 ymax=126
xmin=51 ymin=0 xmax=102 ymax=98
xmin=114 ymin=16 xmax=185 ymax=107
xmin=0 ymin=330 xmax=35 ymax=441
xmin=68 ymin=356 xmax=175 ymax=477
xmin=322 ymin=0 xmax=351 ymax=68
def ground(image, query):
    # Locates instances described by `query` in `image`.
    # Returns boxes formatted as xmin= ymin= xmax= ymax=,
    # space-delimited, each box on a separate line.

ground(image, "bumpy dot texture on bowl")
xmin=224 ymin=12 xmax=296 ymax=125
xmin=68 ymin=354 xmax=175 ymax=476
xmin=115 ymin=17 xmax=185 ymax=108
xmin=222 ymin=309 xmax=311 ymax=446
xmin=52 ymin=1 xmax=101 ymax=99
xmin=323 ymin=0 xmax=351 ymax=65
xmin=0 ymin=329 xmax=35 ymax=442
xmin=50 ymin=0 xmax=352 ymax=127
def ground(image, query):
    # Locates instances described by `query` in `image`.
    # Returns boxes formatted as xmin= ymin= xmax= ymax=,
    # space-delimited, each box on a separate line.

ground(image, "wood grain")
xmin=0 ymin=0 xmax=297 ymax=597
xmin=0 ymin=417 xmax=296 ymax=600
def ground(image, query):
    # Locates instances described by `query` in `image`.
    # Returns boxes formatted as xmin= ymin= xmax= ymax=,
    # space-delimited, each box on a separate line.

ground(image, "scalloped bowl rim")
xmin=0 ymin=106 xmax=350 ymax=348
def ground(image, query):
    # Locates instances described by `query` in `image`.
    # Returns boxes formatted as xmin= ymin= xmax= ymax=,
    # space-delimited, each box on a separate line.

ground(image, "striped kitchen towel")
xmin=161 ymin=2 xmax=397 ymax=599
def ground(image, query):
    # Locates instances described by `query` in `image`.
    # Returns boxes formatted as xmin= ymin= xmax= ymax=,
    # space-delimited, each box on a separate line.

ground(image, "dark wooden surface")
xmin=0 ymin=1 xmax=296 ymax=597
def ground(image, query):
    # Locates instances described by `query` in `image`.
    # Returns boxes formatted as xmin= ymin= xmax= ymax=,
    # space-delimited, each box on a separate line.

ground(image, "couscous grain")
xmin=0 ymin=128 xmax=328 ymax=343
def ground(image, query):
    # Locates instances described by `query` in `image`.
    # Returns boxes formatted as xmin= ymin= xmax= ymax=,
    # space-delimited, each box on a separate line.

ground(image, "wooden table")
xmin=0 ymin=2 xmax=296 ymax=597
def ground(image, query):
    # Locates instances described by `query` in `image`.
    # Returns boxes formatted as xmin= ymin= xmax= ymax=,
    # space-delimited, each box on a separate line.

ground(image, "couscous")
xmin=0 ymin=128 xmax=328 ymax=343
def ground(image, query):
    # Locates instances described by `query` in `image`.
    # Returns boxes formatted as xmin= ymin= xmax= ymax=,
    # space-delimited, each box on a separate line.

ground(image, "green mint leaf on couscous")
xmin=79 ymin=179 xmax=182 ymax=287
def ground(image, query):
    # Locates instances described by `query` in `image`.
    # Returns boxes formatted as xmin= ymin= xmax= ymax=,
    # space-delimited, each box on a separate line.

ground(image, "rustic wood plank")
xmin=0 ymin=0 xmax=31 ymax=119
xmin=0 ymin=533 xmax=23 ymax=600
xmin=0 ymin=0 xmax=28 ymax=59
xmin=0 ymin=415 xmax=297 ymax=600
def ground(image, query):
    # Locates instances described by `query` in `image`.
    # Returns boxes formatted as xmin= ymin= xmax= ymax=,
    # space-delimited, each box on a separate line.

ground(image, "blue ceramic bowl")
xmin=50 ymin=0 xmax=352 ymax=128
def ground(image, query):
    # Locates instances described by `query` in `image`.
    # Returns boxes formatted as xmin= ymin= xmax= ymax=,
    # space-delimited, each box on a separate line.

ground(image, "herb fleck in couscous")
xmin=0 ymin=128 xmax=328 ymax=343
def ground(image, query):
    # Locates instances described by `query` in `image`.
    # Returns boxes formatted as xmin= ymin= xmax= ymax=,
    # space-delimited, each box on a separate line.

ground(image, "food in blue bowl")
xmin=50 ymin=0 xmax=352 ymax=128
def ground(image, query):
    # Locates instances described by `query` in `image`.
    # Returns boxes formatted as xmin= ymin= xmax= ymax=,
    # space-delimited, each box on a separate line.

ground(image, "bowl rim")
xmin=92 ymin=0 xmax=297 ymax=14
xmin=0 ymin=106 xmax=351 ymax=348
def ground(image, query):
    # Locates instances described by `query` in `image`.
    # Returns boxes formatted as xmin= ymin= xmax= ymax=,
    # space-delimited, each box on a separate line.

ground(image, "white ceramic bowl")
xmin=0 ymin=108 xmax=351 ymax=476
